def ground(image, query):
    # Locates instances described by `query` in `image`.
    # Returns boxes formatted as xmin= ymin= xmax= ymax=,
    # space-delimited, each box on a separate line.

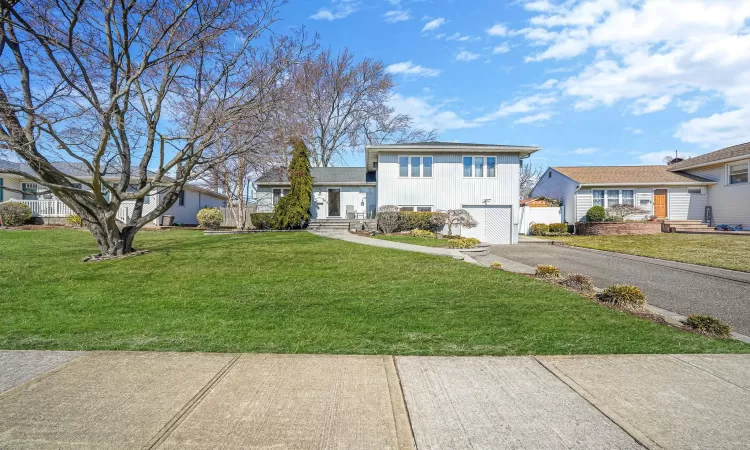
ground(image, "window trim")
xmin=687 ymin=188 xmax=704 ymax=195
xmin=397 ymin=155 xmax=434 ymax=178
xmin=271 ymin=188 xmax=290 ymax=206
xmin=593 ymin=188 xmax=636 ymax=208
xmin=462 ymin=155 xmax=497 ymax=178
xmin=727 ymin=160 xmax=749 ymax=186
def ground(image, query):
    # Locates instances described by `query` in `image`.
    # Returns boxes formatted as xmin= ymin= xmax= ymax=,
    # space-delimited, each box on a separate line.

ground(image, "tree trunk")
xmin=87 ymin=220 xmax=138 ymax=257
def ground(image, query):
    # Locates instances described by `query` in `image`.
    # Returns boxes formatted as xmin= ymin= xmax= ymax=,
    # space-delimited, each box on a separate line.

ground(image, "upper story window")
xmin=463 ymin=156 xmax=497 ymax=178
xmin=728 ymin=161 xmax=749 ymax=185
xmin=399 ymin=156 xmax=433 ymax=178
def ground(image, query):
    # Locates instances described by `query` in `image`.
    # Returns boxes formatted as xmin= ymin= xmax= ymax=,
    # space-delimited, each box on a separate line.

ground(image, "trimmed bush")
xmin=197 ymin=207 xmax=224 ymax=230
xmin=250 ymin=213 xmax=279 ymax=230
xmin=599 ymin=285 xmax=647 ymax=309
xmin=559 ymin=273 xmax=594 ymax=291
xmin=66 ymin=214 xmax=84 ymax=228
xmin=377 ymin=205 xmax=399 ymax=234
xmin=535 ymin=264 xmax=561 ymax=278
xmin=409 ymin=229 xmax=436 ymax=238
xmin=548 ymin=223 xmax=567 ymax=233
xmin=490 ymin=262 xmax=503 ymax=270
xmin=398 ymin=211 xmax=447 ymax=233
xmin=585 ymin=206 xmax=606 ymax=222
xmin=682 ymin=315 xmax=732 ymax=338
xmin=530 ymin=223 xmax=549 ymax=236
xmin=0 ymin=201 xmax=32 ymax=227
xmin=445 ymin=237 xmax=480 ymax=249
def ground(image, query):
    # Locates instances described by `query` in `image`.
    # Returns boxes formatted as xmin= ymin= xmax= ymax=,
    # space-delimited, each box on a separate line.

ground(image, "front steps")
xmin=309 ymin=219 xmax=377 ymax=232
xmin=663 ymin=220 xmax=713 ymax=233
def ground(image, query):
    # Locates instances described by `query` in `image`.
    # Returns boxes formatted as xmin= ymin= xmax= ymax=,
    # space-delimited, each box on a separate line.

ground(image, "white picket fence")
xmin=5 ymin=200 xmax=130 ymax=223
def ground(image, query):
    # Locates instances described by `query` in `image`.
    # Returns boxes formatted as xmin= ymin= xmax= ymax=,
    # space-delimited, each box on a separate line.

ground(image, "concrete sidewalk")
xmin=1 ymin=351 xmax=749 ymax=449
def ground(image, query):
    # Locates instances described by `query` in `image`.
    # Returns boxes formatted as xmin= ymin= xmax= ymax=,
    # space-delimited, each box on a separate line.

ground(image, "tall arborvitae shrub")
xmin=275 ymin=138 xmax=313 ymax=229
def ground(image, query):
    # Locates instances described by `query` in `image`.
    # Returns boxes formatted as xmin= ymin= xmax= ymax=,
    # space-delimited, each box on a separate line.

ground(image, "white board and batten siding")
xmin=687 ymin=161 xmax=750 ymax=225
xmin=377 ymin=153 xmax=520 ymax=244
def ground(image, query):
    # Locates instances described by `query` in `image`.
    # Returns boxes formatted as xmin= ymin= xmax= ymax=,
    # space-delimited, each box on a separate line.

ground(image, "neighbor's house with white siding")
xmin=0 ymin=160 xmax=227 ymax=226
xmin=256 ymin=142 xmax=540 ymax=244
xmin=531 ymin=142 xmax=750 ymax=226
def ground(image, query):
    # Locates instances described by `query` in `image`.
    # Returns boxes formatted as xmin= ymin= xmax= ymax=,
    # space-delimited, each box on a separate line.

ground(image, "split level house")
xmin=531 ymin=142 xmax=750 ymax=226
xmin=256 ymin=142 xmax=540 ymax=244
xmin=0 ymin=160 xmax=227 ymax=226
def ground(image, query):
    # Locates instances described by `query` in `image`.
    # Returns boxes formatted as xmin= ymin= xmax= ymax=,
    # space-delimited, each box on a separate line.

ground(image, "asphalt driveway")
xmin=491 ymin=244 xmax=750 ymax=335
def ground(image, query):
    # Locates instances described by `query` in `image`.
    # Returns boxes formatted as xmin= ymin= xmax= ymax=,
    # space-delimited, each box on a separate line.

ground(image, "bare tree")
xmin=294 ymin=48 xmax=431 ymax=167
xmin=444 ymin=209 xmax=477 ymax=235
xmin=0 ymin=0 xmax=306 ymax=256
xmin=520 ymin=162 xmax=545 ymax=198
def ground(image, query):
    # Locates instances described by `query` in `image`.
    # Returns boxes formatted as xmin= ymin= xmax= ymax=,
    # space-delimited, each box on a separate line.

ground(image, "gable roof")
xmin=552 ymin=165 xmax=714 ymax=185
xmin=667 ymin=142 xmax=750 ymax=171
xmin=256 ymin=167 xmax=376 ymax=186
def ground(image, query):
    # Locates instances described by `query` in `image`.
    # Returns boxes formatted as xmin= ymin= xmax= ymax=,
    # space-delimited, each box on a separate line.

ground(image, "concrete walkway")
xmin=2 ymin=351 xmax=750 ymax=449
xmin=309 ymin=230 xmax=478 ymax=263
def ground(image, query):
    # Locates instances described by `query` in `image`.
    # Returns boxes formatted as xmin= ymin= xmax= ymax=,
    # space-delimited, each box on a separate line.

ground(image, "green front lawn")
xmin=374 ymin=235 xmax=451 ymax=248
xmin=1 ymin=229 xmax=746 ymax=355
xmin=546 ymin=234 xmax=750 ymax=272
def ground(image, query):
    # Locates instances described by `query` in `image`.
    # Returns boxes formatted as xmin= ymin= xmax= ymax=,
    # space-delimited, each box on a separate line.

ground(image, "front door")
xmin=653 ymin=189 xmax=667 ymax=218
xmin=328 ymin=189 xmax=341 ymax=217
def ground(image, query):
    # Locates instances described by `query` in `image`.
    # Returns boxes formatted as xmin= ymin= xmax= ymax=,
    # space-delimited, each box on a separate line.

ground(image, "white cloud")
xmin=519 ymin=0 xmax=750 ymax=146
xmin=446 ymin=33 xmax=479 ymax=42
xmin=422 ymin=17 xmax=446 ymax=32
xmin=636 ymin=151 xmax=700 ymax=164
xmin=626 ymin=127 xmax=644 ymax=134
xmin=514 ymin=112 xmax=554 ymax=124
xmin=384 ymin=10 xmax=410 ymax=23
xmin=538 ymin=78 xmax=558 ymax=89
xmin=676 ymin=96 xmax=709 ymax=114
xmin=386 ymin=61 xmax=441 ymax=77
xmin=675 ymin=108 xmax=750 ymax=147
xmin=570 ymin=147 xmax=599 ymax=154
xmin=456 ymin=50 xmax=480 ymax=61
xmin=388 ymin=94 xmax=479 ymax=131
xmin=310 ymin=0 xmax=360 ymax=21
xmin=493 ymin=43 xmax=511 ymax=54
xmin=632 ymin=95 xmax=672 ymax=115
xmin=487 ymin=24 xmax=509 ymax=36
xmin=477 ymin=94 xmax=557 ymax=122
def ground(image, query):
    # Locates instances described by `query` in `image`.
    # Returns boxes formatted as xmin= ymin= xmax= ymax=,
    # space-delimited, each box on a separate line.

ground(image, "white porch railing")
xmin=4 ymin=199 xmax=130 ymax=223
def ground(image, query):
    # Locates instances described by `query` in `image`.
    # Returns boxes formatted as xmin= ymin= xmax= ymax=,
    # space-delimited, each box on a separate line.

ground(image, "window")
xmin=411 ymin=156 xmax=421 ymax=177
xmin=593 ymin=189 xmax=605 ymax=207
xmin=729 ymin=162 xmax=749 ymax=185
xmin=399 ymin=156 xmax=409 ymax=177
xmin=474 ymin=157 xmax=484 ymax=177
xmin=398 ymin=156 xmax=433 ymax=177
xmin=423 ymin=157 xmax=433 ymax=177
xmin=487 ymin=157 xmax=496 ymax=177
xmin=21 ymin=182 xmax=38 ymax=200
xmin=688 ymin=188 xmax=703 ymax=194
xmin=0 ymin=178 xmax=3 ymax=202
xmin=178 ymin=190 xmax=185 ymax=206
xmin=463 ymin=157 xmax=473 ymax=177
xmin=621 ymin=190 xmax=635 ymax=206
xmin=272 ymin=188 xmax=289 ymax=206
xmin=399 ymin=206 xmax=432 ymax=212
xmin=606 ymin=190 xmax=620 ymax=207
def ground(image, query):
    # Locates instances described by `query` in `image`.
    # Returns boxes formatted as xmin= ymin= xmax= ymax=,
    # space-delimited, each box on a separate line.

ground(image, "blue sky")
xmin=280 ymin=0 xmax=750 ymax=169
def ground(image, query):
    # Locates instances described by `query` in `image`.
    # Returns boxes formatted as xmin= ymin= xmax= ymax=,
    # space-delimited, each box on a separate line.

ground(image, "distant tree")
xmin=520 ymin=163 xmax=545 ymax=198
xmin=275 ymin=139 xmax=313 ymax=229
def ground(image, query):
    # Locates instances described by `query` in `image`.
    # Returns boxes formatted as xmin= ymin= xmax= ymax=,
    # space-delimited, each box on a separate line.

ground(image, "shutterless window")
xmin=687 ymin=188 xmax=703 ymax=194
xmin=416 ymin=206 xmax=432 ymax=212
xmin=411 ymin=156 xmax=421 ymax=177
xmin=178 ymin=190 xmax=185 ymax=206
xmin=729 ymin=162 xmax=749 ymax=184
xmin=21 ymin=182 xmax=38 ymax=200
xmin=474 ymin=157 xmax=484 ymax=177
xmin=486 ymin=157 xmax=496 ymax=177
xmin=621 ymin=190 xmax=635 ymax=206
xmin=399 ymin=156 xmax=409 ymax=177
xmin=0 ymin=178 xmax=3 ymax=201
xmin=606 ymin=190 xmax=620 ymax=207
xmin=593 ymin=189 xmax=605 ymax=207
xmin=463 ymin=157 xmax=473 ymax=177
xmin=399 ymin=206 xmax=415 ymax=212
xmin=423 ymin=157 xmax=433 ymax=177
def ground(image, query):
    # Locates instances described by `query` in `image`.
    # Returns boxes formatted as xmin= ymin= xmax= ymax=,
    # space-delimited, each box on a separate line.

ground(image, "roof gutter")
xmin=667 ymin=154 xmax=750 ymax=171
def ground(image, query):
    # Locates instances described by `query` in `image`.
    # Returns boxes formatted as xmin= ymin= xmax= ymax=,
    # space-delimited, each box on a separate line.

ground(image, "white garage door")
xmin=461 ymin=205 xmax=513 ymax=244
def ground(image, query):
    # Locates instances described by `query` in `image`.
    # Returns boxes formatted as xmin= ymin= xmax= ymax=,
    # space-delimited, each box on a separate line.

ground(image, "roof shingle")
xmin=667 ymin=142 xmax=750 ymax=171
xmin=552 ymin=165 xmax=714 ymax=184
xmin=256 ymin=167 xmax=376 ymax=185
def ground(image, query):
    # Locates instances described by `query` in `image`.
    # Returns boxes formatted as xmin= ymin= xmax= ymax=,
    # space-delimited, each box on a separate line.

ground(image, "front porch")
xmin=3 ymin=200 xmax=131 ymax=223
